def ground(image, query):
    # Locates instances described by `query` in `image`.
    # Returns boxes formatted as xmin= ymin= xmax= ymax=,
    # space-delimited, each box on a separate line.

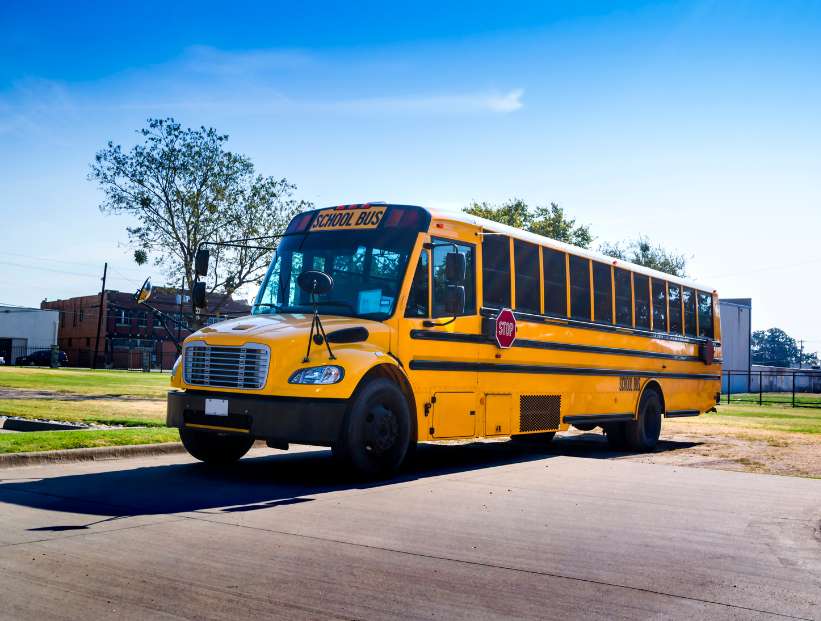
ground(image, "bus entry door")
xmin=431 ymin=392 xmax=476 ymax=439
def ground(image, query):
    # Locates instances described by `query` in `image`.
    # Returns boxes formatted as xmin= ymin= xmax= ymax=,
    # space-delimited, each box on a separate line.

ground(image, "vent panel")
xmin=519 ymin=395 xmax=561 ymax=432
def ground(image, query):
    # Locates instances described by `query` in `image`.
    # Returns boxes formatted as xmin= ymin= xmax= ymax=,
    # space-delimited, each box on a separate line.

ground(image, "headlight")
xmin=172 ymin=355 xmax=182 ymax=376
xmin=288 ymin=365 xmax=344 ymax=385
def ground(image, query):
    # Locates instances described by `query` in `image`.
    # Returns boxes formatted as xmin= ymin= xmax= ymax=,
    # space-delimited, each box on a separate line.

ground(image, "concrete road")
xmin=0 ymin=439 xmax=819 ymax=620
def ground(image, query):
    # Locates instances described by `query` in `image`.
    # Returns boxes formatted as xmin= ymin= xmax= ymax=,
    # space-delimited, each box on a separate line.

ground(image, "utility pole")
xmin=799 ymin=339 xmax=804 ymax=369
xmin=92 ymin=262 xmax=107 ymax=370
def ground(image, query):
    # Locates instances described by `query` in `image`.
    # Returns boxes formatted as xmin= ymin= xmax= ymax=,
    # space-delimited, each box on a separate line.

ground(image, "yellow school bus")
xmin=167 ymin=203 xmax=722 ymax=476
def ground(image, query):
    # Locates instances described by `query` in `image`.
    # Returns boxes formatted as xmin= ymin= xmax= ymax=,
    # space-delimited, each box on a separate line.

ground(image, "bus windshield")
xmin=252 ymin=228 xmax=417 ymax=320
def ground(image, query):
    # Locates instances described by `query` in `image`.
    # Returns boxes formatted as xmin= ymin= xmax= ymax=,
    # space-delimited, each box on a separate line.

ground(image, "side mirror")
xmin=192 ymin=281 xmax=207 ymax=309
xmin=135 ymin=277 xmax=152 ymax=303
xmin=444 ymin=285 xmax=466 ymax=315
xmin=296 ymin=270 xmax=334 ymax=295
xmin=195 ymin=248 xmax=210 ymax=277
xmin=445 ymin=251 xmax=466 ymax=283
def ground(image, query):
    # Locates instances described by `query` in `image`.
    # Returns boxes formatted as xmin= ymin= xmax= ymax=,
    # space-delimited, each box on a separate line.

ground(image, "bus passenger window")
xmin=614 ymin=267 xmax=632 ymax=326
xmin=514 ymin=240 xmax=540 ymax=314
xmin=668 ymin=284 xmax=682 ymax=334
xmin=683 ymin=287 xmax=697 ymax=336
xmin=432 ymin=240 xmax=475 ymax=317
xmin=404 ymin=250 xmax=429 ymax=317
xmin=569 ymin=255 xmax=591 ymax=321
xmin=652 ymin=279 xmax=667 ymax=332
xmin=482 ymin=235 xmax=511 ymax=309
xmin=697 ymin=291 xmax=713 ymax=338
xmin=542 ymin=248 xmax=567 ymax=317
xmin=633 ymin=274 xmax=650 ymax=330
xmin=593 ymin=262 xmax=612 ymax=324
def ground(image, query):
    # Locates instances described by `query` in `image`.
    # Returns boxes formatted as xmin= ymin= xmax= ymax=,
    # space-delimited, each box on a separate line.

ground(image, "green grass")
xmin=0 ymin=398 xmax=166 ymax=427
xmin=693 ymin=404 xmax=821 ymax=435
xmin=724 ymin=392 xmax=821 ymax=406
xmin=0 ymin=428 xmax=179 ymax=454
xmin=0 ymin=367 xmax=170 ymax=399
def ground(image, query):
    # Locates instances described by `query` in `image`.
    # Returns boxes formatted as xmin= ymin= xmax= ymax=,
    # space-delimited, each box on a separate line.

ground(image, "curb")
xmin=1 ymin=417 xmax=91 ymax=432
xmin=0 ymin=442 xmax=187 ymax=469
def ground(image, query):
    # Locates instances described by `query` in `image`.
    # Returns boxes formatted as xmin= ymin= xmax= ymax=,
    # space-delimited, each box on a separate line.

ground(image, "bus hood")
xmin=186 ymin=313 xmax=391 ymax=352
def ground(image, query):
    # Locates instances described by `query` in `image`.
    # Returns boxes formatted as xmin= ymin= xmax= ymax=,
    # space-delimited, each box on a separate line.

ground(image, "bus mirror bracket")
xmin=296 ymin=270 xmax=336 ymax=362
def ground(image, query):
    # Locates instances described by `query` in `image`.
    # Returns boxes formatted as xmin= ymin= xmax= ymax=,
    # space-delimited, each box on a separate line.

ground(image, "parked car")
xmin=0 ymin=356 xmax=5 ymax=365
xmin=15 ymin=349 xmax=68 ymax=366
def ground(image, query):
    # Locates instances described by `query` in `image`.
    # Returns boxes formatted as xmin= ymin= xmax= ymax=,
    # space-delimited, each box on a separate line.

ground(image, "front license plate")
xmin=204 ymin=398 xmax=229 ymax=417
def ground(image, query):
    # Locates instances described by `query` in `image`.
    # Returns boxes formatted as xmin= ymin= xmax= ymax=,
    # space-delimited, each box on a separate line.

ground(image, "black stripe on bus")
xmin=664 ymin=410 xmax=701 ymax=418
xmin=410 ymin=329 xmax=722 ymax=364
xmin=479 ymin=307 xmax=720 ymax=348
xmin=564 ymin=414 xmax=635 ymax=424
xmin=407 ymin=360 xmax=721 ymax=381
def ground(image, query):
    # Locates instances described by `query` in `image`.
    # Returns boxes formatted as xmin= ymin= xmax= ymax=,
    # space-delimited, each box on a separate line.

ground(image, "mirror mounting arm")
xmin=136 ymin=301 xmax=185 ymax=350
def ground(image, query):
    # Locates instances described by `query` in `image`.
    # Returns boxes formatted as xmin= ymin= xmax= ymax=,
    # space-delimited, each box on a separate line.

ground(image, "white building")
xmin=719 ymin=298 xmax=751 ymax=393
xmin=0 ymin=304 xmax=60 ymax=364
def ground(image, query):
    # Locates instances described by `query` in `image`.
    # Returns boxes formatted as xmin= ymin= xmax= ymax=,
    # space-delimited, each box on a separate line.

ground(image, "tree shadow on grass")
xmin=0 ymin=433 xmax=700 ymax=526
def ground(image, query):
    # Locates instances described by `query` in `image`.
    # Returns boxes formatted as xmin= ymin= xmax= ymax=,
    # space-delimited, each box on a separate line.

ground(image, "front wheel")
xmin=334 ymin=378 xmax=412 ymax=478
xmin=179 ymin=428 xmax=255 ymax=465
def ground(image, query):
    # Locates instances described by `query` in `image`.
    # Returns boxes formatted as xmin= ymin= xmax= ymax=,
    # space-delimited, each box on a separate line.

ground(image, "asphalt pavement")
xmin=0 ymin=438 xmax=819 ymax=620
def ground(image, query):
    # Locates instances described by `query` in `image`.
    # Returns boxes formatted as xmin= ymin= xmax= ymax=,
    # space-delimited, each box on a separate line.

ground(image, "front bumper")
xmin=167 ymin=390 xmax=348 ymax=446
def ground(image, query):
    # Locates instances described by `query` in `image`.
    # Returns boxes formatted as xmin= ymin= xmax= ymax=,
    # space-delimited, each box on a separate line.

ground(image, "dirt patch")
xmin=556 ymin=422 xmax=821 ymax=478
xmin=627 ymin=424 xmax=821 ymax=478
xmin=0 ymin=388 xmax=156 ymax=401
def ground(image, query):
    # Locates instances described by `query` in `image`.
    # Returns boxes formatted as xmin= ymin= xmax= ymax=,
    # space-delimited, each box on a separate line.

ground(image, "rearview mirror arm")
xmin=135 ymin=300 xmax=187 ymax=350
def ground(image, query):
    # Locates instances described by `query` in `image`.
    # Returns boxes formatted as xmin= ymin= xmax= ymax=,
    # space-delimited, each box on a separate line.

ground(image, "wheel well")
xmin=358 ymin=363 xmax=418 ymax=441
xmin=640 ymin=380 xmax=665 ymax=414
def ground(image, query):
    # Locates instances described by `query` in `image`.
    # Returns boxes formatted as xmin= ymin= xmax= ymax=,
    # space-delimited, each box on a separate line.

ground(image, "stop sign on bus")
xmin=495 ymin=308 xmax=517 ymax=348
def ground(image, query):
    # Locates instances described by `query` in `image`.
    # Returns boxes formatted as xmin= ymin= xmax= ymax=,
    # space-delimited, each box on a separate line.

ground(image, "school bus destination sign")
xmin=310 ymin=206 xmax=387 ymax=231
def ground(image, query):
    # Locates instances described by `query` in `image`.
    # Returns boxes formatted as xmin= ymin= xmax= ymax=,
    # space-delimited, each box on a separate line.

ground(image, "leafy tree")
xmin=598 ymin=236 xmax=687 ymax=277
xmin=464 ymin=199 xmax=593 ymax=248
xmin=751 ymin=328 xmax=817 ymax=367
xmin=91 ymin=118 xmax=310 ymax=317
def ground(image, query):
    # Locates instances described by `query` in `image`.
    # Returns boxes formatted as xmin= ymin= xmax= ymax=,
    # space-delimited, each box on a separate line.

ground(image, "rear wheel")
xmin=179 ymin=428 xmax=255 ymax=465
xmin=625 ymin=389 xmax=663 ymax=451
xmin=334 ymin=378 xmax=411 ymax=478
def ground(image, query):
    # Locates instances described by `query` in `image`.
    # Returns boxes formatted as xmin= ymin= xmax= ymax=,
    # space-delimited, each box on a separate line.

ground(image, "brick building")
xmin=42 ymin=288 xmax=250 ymax=369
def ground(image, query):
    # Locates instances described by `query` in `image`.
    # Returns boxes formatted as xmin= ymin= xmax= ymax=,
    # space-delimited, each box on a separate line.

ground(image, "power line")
xmin=705 ymin=257 xmax=821 ymax=280
xmin=0 ymin=250 xmax=146 ymax=274
xmin=0 ymin=260 xmax=101 ymax=279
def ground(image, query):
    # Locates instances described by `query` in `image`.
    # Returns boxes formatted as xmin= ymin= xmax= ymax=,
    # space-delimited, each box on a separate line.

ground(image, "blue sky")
xmin=1 ymin=1 xmax=820 ymax=351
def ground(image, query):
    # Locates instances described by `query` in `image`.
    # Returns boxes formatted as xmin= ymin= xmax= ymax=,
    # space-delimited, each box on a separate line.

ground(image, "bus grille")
xmin=183 ymin=343 xmax=269 ymax=390
xmin=519 ymin=395 xmax=561 ymax=432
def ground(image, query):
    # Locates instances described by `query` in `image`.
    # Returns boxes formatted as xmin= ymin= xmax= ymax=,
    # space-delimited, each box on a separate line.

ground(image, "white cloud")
xmin=180 ymin=45 xmax=315 ymax=76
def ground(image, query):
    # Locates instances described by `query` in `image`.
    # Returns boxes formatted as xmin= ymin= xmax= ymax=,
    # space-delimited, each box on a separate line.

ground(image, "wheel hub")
xmin=363 ymin=404 xmax=398 ymax=455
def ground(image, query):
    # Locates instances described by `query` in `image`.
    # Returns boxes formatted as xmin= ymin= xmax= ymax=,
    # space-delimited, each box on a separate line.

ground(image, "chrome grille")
xmin=183 ymin=343 xmax=269 ymax=389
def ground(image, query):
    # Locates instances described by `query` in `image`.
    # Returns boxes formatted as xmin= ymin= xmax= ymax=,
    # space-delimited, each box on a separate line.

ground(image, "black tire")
xmin=334 ymin=378 xmax=411 ymax=478
xmin=510 ymin=432 xmax=556 ymax=443
xmin=625 ymin=389 xmax=663 ymax=451
xmin=572 ymin=423 xmax=598 ymax=432
xmin=179 ymin=428 xmax=255 ymax=465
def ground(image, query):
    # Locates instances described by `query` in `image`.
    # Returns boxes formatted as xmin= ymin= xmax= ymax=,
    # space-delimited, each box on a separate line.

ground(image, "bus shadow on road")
xmin=0 ymin=434 xmax=699 ymax=525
